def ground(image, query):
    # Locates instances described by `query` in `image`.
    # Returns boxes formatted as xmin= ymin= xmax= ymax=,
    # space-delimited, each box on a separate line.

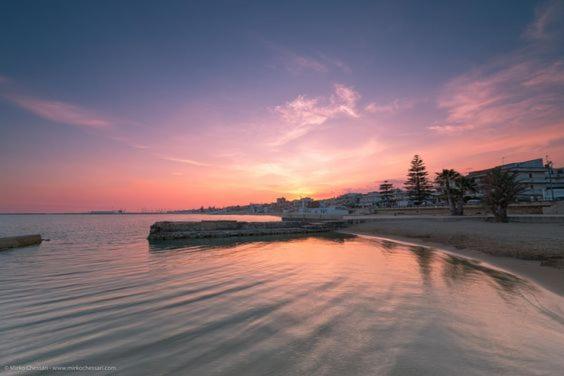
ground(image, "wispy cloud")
xmin=430 ymin=54 xmax=564 ymax=133
xmin=1 ymin=83 xmax=155 ymax=152
xmin=290 ymin=54 xmax=329 ymax=73
xmin=108 ymin=135 xmax=150 ymax=150
xmin=286 ymin=52 xmax=352 ymax=74
xmin=523 ymin=0 xmax=564 ymax=41
xmin=276 ymin=84 xmax=360 ymax=126
xmin=272 ymin=83 xmax=360 ymax=145
xmin=4 ymin=94 xmax=113 ymax=128
xmin=430 ymin=1 xmax=564 ymax=135
xmin=522 ymin=60 xmax=564 ymax=86
xmin=318 ymin=53 xmax=352 ymax=74
xmin=263 ymin=40 xmax=350 ymax=74
xmin=265 ymin=41 xmax=328 ymax=74
xmin=0 ymin=80 xmax=218 ymax=176
xmin=365 ymin=98 xmax=414 ymax=114
xmin=431 ymin=55 xmax=564 ymax=134
xmin=158 ymin=155 xmax=210 ymax=167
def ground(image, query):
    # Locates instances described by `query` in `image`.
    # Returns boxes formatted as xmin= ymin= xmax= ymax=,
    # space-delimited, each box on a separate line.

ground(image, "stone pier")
xmin=147 ymin=220 xmax=333 ymax=241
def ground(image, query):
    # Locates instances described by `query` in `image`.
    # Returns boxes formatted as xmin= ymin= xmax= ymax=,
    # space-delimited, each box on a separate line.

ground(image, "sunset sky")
xmin=1 ymin=0 xmax=564 ymax=212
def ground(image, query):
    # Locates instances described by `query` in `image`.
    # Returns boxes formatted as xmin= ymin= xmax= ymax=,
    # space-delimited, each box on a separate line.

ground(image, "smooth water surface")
xmin=1 ymin=214 xmax=563 ymax=375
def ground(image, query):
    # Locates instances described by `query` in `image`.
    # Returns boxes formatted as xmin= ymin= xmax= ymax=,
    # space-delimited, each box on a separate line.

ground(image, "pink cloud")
xmin=275 ymin=84 xmax=361 ymax=126
xmin=6 ymin=94 xmax=113 ymax=128
xmin=275 ymin=95 xmax=328 ymax=127
xmin=431 ymin=56 xmax=564 ymax=133
xmin=428 ymin=123 xmax=475 ymax=134
xmin=272 ymin=84 xmax=361 ymax=145
xmin=332 ymin=84 xmax=360 ymax=117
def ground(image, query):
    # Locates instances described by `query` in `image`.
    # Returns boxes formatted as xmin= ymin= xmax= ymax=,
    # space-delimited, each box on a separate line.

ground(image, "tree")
xmin=435 ymin=170 xmax=477 ymax=216
xmin=435 ymin=169 xmax=460 ymax=215
xmin=405 ymin=155 xmax=432 ymax=205
xmin=379 ymin=180 xmax=395 ymax=207
xmin=482 ymin=168 xmax=525 ymax=222
xmin=452 ymin=175 xmax=477 ymax=216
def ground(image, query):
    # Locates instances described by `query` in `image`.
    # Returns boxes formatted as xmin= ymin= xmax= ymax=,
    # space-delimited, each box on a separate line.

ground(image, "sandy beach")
xmin=343 ymin=220 xmax=564 ymax=296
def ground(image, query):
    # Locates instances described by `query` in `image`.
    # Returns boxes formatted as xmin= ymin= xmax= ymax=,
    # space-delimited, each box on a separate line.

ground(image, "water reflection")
xmin=148 ymin=232 xmax=355 ymax=252
xmin=362 ymin=237 xmax=535 ymax=300
xmin=441 ymin=253 xmax=482 ymax=286
xmin=379 ymin=239 xmax=400 ymax=252
xmin=409 ymin=246 xmax=435 ymax=286
xmin=1 ymin=217 xmax=563 ymax=376
xmin=376 ymin=239 xmax=533 ymax=302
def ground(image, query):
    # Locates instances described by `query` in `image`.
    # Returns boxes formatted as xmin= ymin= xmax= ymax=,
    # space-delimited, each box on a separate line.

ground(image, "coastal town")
xmin=170 ymin=156 xmax=564 ymax=218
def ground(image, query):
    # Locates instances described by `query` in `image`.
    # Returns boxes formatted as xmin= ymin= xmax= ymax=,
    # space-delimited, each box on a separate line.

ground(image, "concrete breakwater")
xmin=0 ymin=234 xmax=43 ymax=251
xmin=148 ymin=220 xmax=334 ymax=241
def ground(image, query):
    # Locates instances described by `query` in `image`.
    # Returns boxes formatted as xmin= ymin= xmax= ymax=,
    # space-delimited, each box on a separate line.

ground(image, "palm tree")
xmin=435 ymin=169 xmax=461 ymax=215
xmin=482 ymin=168 xmax=525 ymax=222
xmin=453 ymin=175 xmax=477 ymax=216
xmin=435 ymin=170 xmax=477 ymax=216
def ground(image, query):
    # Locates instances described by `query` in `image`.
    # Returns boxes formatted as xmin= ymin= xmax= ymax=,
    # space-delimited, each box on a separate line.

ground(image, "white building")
xmin=544 ymin=165 xmax=564 ymax=201
xmin=301 ymin=206 xmax=350 ymax=216
xmin=468 ymin=158 xmax=562 ymax=202
xmin=359 ymin=191 xmax=381 ymax=207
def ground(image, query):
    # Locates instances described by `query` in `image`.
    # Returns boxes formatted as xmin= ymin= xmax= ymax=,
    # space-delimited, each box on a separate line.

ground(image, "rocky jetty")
xmin=148 ymin=220 xmax=332 ymax=241
xmin=0 ymin=234 xmax=43 ymax=251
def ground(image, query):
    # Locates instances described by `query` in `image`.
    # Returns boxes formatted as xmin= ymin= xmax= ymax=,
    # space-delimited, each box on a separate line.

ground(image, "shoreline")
xmin=340 ymin=226 xmax=564 ymax=297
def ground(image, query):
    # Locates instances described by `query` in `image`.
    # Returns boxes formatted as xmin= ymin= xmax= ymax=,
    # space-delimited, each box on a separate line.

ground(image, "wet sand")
xmin=343 ymin=220 xmax=564 ymax=296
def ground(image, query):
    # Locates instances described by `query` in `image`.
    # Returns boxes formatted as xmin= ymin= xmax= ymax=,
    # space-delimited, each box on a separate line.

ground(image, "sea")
xmin=1 ymin=214 xmax=563 ymax=375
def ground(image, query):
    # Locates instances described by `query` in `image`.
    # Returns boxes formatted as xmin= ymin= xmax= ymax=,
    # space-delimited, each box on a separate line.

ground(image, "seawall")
xmin=342 ymin=214 xmax=564 ymax=224
xmin=148 ymin=220 xmax=333 ymax=241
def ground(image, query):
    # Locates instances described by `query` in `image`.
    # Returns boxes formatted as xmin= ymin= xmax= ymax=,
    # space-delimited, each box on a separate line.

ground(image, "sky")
xmin=1 ymin=0 xmax=564 ymax=212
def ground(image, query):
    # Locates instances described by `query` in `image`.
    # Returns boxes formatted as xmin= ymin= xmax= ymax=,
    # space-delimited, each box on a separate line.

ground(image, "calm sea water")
xmin=1 ymin=214 xmax=563 ymax=375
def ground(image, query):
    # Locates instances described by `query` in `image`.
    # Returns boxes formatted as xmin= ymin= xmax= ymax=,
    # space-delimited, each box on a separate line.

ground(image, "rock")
xmin=0 ymin=235 xmax=43 ymax=251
